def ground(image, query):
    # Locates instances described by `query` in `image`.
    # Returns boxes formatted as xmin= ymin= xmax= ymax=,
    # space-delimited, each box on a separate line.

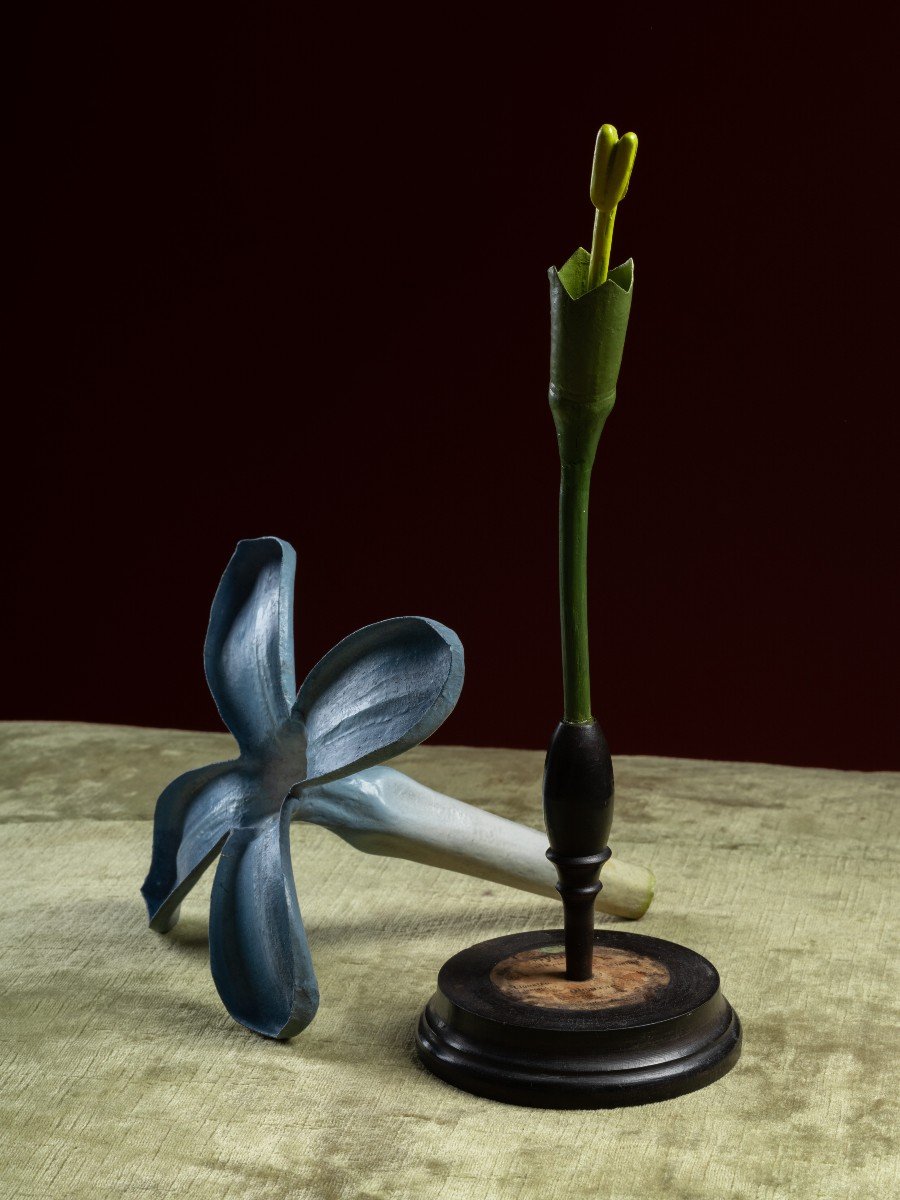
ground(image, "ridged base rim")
xmin=415 ymin=930 xmax=742 ymax=1109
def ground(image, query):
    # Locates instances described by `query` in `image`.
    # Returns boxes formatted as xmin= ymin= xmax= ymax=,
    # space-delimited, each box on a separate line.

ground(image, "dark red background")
xmin=8 ymin=8 xmax=896 ymax=768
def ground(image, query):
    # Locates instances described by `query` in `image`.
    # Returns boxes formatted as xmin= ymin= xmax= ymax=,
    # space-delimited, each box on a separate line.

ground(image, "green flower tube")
xmin=548 ymin=248 xmax=634 ymax=722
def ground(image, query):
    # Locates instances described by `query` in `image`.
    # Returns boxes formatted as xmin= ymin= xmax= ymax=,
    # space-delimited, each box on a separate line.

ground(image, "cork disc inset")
xmin=489 ymin=944 xmax=670 ymax=1010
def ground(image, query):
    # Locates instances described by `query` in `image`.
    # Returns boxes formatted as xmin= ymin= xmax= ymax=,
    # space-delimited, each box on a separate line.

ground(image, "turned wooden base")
xmin=416 ymin=929 xmax=741 ymax=1108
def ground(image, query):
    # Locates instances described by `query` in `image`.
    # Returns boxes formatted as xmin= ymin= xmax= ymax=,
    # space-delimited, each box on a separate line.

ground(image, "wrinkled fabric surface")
xmin=0 ymin=721 xmax=897 ymax=1199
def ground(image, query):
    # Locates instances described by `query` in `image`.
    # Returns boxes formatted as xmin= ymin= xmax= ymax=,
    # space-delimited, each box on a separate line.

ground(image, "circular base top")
xmin=417 ymin=929 xmax=741 ymax=1108
xmin=437 ymin=929 xmax=722 ymax=1031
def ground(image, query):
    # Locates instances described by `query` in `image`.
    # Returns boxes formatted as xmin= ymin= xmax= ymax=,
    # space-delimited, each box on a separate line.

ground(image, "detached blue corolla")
xmin=142 ymin=536 xmax=463 ymax=1039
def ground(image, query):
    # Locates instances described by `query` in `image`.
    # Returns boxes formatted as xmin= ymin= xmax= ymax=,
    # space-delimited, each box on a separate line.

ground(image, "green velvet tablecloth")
xmin=0 ymin=722 xmax=897 ymax=1199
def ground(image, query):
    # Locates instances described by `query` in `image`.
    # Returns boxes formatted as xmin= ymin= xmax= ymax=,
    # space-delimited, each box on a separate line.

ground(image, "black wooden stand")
xmin=416 ymin=929 xmax=741 ymax=1108
xmin=416 ymin=719 xmax=741 ymax=1107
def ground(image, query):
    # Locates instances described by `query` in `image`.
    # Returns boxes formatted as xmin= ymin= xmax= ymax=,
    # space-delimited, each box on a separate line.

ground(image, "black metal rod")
xmin=546 ymin=849 xmax=611 ymax=979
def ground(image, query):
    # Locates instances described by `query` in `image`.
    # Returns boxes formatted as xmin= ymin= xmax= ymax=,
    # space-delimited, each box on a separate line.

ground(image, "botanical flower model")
xmin=143 ymin=537 xmax=655 ymax=1040
xmin=142 ymin=536 xmax=464 ymax=1039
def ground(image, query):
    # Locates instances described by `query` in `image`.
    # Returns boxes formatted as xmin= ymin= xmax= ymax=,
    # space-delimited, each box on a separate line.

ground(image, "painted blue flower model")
xmin=141 ymin=536 xmax=464 ymax=1039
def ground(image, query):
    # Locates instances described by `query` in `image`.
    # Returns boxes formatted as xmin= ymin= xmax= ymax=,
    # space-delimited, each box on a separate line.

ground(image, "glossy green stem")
xmin=559 ymin=459 xmax=595 ymax=723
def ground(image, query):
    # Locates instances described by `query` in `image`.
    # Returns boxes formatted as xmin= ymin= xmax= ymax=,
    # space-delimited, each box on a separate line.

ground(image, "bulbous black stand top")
xmin=543 ymin=719 xmax=614 ymax=980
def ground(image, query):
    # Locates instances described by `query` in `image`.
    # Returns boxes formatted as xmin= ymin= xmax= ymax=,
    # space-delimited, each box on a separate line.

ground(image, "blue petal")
xmin=208 ymin=802 xmax=318 ymax=1039
xmin=204 ymin=537 xmax=300 ymax=755
xmin=141 ymin=761 xmax=246 ymax=933
xmin=293 ymin=617 xmax=464 ymax=787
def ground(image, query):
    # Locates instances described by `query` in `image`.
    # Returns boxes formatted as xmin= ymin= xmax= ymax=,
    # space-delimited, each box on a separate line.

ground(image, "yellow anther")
xmin=587 ymin=125 xmax=638 ymax=289
xmin=590 ymin=126 xmax=638 ymax=213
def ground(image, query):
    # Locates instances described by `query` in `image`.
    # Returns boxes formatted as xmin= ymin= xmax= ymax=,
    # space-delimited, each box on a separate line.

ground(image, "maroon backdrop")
xmin=8 ymin=9 xmax=896 ymax=768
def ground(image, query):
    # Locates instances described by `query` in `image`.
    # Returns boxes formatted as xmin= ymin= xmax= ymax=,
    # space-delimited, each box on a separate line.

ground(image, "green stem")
xmin=559 ymin=459 xmax=594 ymax=723
xmin=587 ymin=206 xmax=616 ymax=290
